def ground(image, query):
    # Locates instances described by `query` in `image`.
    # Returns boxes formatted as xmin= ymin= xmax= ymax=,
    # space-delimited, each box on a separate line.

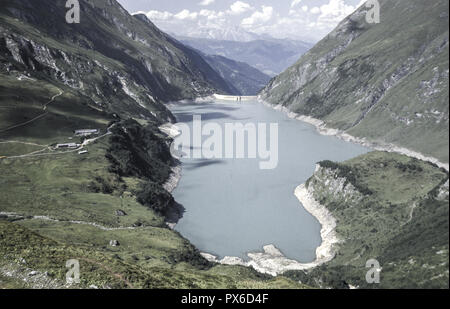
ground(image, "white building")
xmin=74 ymin=129 xmax=99 ymax=137
xmin=56 ymin=143 xmax=79 ymax=149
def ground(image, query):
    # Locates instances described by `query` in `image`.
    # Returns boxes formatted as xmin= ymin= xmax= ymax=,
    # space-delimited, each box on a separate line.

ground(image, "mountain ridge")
xmin=260 ymin=0 xmax=449 ymax=163
xmin=203 ymin=54 xmax=270 ymax=96
xmin=0 ymin=0 xmax=235 ymax=123
xmin=178 ymin=35 xmax=312 ymax=76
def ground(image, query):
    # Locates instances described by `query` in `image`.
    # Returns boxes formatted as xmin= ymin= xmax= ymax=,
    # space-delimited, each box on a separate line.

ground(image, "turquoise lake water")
xmin=169 ymin=99 xmax=369 ymax=262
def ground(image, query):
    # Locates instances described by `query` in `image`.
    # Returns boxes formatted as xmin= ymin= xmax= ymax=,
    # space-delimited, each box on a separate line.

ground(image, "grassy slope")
xmin=286 ymin=151 xmax=449 ymax=289
xmin=0 ymin=220 xmax=307 ymax=289
xmin=0 ymin=140 xmax=305 ymax=289
xmin=0 ymin=76 xmax=112 ymax=144
xmin=0 ymin=0 xmax=307 ymax=289
xmin=261 ymin=0 xmax=449 ymax=162
xmin=0 ymin=96 xmax=304 ymax=289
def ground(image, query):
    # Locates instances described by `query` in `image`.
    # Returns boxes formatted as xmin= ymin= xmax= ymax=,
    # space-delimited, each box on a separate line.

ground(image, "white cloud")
xmin=136 ymin=0 xmax=363 ymax=42
xmin=174 ymin=9 xmax=198 ymax=20
xmin=291 ymin=0 xmax=302 ymax=8
xmin=198 ymin=0 xmax=215 ymax=6
xmin=241 ymin=6 xmax=273 ymax=27
xmin=199 ymin=9 xmax=213 ymax=17
xmin=319 ymin=0 xmax=356 ymax=18
xmin=312 ymin=0 xmax=358 ymax=30
xmin=229 ymin=1 xmax=253 ymax=15
xmin=145 ymin=10 xmax=173 ymax=20
xmin=310 ymin=7 xmax=320 ymax=14
xmin=241 ymin=0 xmax=362 ymax=42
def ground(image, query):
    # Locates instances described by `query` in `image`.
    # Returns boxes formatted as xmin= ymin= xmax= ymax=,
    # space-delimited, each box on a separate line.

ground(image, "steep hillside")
xmin=0 ymin=0 xmax=234 ymax=123
xmin=0 ymin=218 xmax=308 ymax=289
xmin=178 ymin=36 xmax=312 ymax=76
xmin=0 ymin=0 xmax=304 ymax=289
xmin=260 ymin=0 xmax=449 ymax=163
xmin=203 ymin=54 xmax=271 ymax=96
xmin=0 ymin=114 xmax=304 ymax=289
xmin=286 ymin=152 xmax=449 ymax=289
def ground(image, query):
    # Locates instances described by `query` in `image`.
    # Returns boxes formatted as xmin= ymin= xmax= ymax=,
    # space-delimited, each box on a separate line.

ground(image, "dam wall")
xmin=213 ymin=94 xmax=257 ymax=102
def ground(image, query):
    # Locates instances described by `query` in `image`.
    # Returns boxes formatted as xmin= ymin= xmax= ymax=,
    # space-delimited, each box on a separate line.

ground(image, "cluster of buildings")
xmin=54 ymin=129 xmax=99 ymax=151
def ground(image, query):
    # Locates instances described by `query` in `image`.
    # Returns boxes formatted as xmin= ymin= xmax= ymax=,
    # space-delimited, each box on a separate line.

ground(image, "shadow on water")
xmin=174 ymin=112 xmax=251 ymax=123
xmin=183 ymin=159 xmax=226 ymax=171
xmin=190 ymin=105 xmax=241 ymax=112
xmin=174 ymin=112 xmax=229 ymax=122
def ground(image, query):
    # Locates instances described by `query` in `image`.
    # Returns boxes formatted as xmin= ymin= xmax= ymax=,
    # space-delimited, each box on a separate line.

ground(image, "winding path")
xmin=0 ymin=89 xmax=63 ymax=134
xmin=1 ymin=124 xmax=115 ymax=160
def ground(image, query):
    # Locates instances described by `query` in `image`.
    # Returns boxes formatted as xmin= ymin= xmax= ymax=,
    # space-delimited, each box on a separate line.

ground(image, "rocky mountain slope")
xmin=0 ymin=0 xmax=304 ymax=289
xmin=202 ymin=54 xmax=271 ymax=96
xmin=0 ymin=0 xmax=234 ymax=123
xmin=286 ymin=152 xmax=449 ymax=289
xmin=178 ymin=36 xmax=312 ymax=76
xmin=260 ymin=0 xmax=449 ymax=163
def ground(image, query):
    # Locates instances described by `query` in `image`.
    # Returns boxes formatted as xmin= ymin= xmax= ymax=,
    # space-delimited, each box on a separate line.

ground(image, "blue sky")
xmin=117 ymin=0 xmax=365 ymax=42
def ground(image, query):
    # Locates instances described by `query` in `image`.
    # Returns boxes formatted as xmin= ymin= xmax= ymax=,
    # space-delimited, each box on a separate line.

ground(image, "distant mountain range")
xmin=177 ymin=36 xmax=313 ymax=77
xmin=170 ymin=25 xmax=266 ymax=43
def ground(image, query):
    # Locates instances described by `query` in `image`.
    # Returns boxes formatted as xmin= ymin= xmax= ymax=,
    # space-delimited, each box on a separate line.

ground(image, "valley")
xmin=0 ymin=0 xmax=448 ymax=291
xmin=178 ymin=36 xmax=312 ymax=76
xmin=0 ymin=0 xmax=306 ymax=289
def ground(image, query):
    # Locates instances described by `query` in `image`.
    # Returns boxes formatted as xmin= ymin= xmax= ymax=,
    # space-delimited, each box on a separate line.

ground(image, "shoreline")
xmin=157 ymin=96 xmax=448 ymax=276
xmin=200 ymin=183 xmax=338 ymax=276
xmin=161 ymin=99 xmax=341 ymax=276
xmin=200 ymin=97 xmax=449 ymax=276
xmin=163 ymin=165 xmax=182 ymax=194
xmin=160 ymin=122 xmax=183 ymax=194
xmin=258 ymin=98 xmax=449 ymax=172
xmin=159 ymin=122 xmax=184 ymax=229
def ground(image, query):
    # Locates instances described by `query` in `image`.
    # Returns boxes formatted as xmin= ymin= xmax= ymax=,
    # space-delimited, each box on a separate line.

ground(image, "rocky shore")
xmin=258 ymin=99 xmax=449 ymax=172
xmin=160 ymin=123 xmax=183 ymax=194
xmin=160 ymin=123 xmax=184 ymax=229
xmin=163 ymin=165 xmax=182 ymax=194
xmin=200 ymin=183 xmax=339 ymax=276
